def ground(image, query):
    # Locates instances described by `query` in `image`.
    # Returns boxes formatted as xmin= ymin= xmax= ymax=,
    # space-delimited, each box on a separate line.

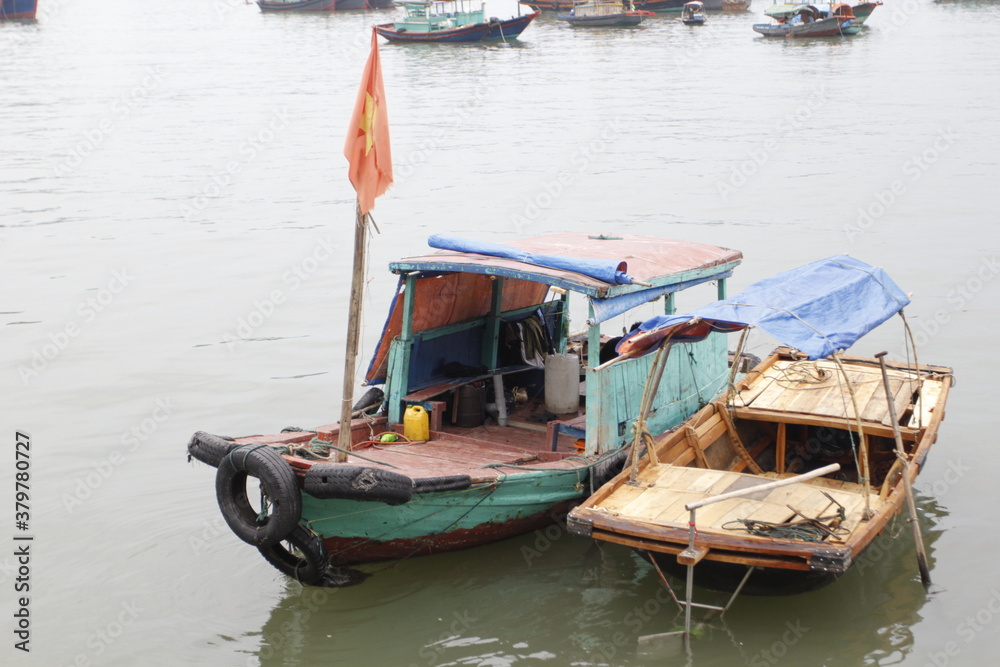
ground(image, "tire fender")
xmin=304 ymin=465 xmax=413 ymax=506
xmin=216 ymin=444 xmax=302 ymax=547
xmin=257 ymin=524 xmax=328 ymax=586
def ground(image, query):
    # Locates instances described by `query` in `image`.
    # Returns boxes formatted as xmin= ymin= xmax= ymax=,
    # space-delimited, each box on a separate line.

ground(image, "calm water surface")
xmin=2 ymin=0 xmax=999 ymax=665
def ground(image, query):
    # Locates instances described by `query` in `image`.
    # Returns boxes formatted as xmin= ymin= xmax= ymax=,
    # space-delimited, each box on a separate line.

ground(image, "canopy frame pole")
xmin=875 ymin=351 xmax=932 ymax=587
xmin=830 ymin=353 xmax=873 ymax=518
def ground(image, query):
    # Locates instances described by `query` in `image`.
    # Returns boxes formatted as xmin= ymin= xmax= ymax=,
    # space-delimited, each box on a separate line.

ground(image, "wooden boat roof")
xmin=729 ymin=351 xmax=952 ymax=440
xmin=389 ymin=232 xmax=742 ymax=299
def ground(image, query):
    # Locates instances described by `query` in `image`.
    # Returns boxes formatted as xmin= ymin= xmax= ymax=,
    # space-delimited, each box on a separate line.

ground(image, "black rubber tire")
xmin=351 ymin=387 xmax=385 ymax=414
xmin=412 ymin=475 xmax=473 ymax=494
xmin=216 ymin=445 xmax=302 ymax=547
xmin=257 ymin=524 xmax=329 ymax=586
xmin=303 ymin=464 xmax=413 ymax=506
xmin=590 ymin=448 xmax=630 ymax=490
xmin=187 ymin=431 xmax=239 ymax=468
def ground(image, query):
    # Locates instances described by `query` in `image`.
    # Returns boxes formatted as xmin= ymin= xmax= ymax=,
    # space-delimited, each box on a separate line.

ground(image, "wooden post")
xmin=875 ymin=351 xmax=932 ymax=587
xmin=336 ymin=204 xmax=369 ymax=462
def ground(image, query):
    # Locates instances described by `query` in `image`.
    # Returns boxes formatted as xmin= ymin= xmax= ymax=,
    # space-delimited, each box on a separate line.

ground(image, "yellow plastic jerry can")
xmin=403 ymin=405 xmax=430 ymax=442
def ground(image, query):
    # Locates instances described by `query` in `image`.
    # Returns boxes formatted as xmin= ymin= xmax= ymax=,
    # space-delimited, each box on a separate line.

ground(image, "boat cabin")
xmin=363 ymin=233 xmax=743 ymax=457
xmin=392 ymin=0 xmax=487 ymax=30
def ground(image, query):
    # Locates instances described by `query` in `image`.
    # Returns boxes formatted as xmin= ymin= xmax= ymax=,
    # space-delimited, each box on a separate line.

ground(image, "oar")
xmin=874 ymin=351 xmax=932 ymax=587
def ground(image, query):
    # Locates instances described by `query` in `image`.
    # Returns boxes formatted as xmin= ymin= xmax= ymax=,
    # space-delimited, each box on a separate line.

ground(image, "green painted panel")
xmin=301 ymin=468 xmax=586 ymax=541
xmin=584 ymin=333 xmax=728 ymax=454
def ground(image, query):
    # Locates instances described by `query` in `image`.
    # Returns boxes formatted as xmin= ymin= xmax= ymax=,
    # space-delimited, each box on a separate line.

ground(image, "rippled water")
xmin=3 ymin=0 xmax=999 ymax=665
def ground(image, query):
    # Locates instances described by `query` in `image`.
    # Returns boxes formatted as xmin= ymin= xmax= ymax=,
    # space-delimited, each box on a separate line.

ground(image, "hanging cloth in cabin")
xmin=427 ymin=235 xmax=637 ymax=286
xmin=617 ymin=255 xmax=910 ymax=361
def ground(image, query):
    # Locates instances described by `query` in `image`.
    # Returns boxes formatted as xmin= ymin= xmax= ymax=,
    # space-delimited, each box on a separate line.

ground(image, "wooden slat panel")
xmin=668 ymin=496 xmax=745 ymax=528
xmin=618 ymin=486 xmax=689 ymax=521
xmin=637 ymin=463 xmax=690 ymax=487
xmin=743 ymin=365 xmax=797 ymax=410
xmin=858 ymin=371 xmax=897 ymax=423
xmin=680 ymin=469 xmax=730 ymax=494
xmin=648 ymin=491 xmax=707 ymax=526
xmin=593 ymin=484 xmax=647 ymax=513
xmin=909 ymin=379 xmax=944 ymax=429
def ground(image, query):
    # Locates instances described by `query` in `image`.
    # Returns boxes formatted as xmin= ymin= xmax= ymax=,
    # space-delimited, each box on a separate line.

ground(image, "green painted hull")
xmin=302 ymin=468 xmax=589 ymax=565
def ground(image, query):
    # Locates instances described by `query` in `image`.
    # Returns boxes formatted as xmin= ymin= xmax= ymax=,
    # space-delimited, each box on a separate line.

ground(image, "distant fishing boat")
xmin=569 ymin=256 xmax=952 ymax=613
xmin=753 ymin=2 xmax=856 ymax=37
xmin=375 ymin=0 xmax=538 ymax=43
xmin=680 ymin=0 xmax=707 ymax=23
xmin=557 ymin=0 xmax=653 ymax=27
xmin=257 ymin=0 xmax=337 ymax=11
xmin=525 ymin=0 xmax=722 ymax=12
xmin=333 ymin=0 xmax=397 ymax=8
xmin=851 ymin=0 xmax=880 ymax=22
xmin=0 ymin=0 xmax=37 ymax=20
xmin=187 ymin=233 xmax=749 ymax=584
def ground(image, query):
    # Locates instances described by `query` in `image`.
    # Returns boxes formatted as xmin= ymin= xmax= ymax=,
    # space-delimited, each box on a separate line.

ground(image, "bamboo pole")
xmin=875 ymin=351 xmax=932 ymax=587
xmin=336 ymin=204 xmax=369 ymax=462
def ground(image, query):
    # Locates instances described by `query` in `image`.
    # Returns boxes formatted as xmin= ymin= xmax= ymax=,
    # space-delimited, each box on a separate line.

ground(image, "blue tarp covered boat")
xmin=570 ymin=255 xmax=954 ymax=598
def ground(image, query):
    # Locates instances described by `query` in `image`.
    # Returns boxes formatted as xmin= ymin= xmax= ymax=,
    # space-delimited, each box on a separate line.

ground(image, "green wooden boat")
xmin=187 ymin=232 xmax=743 ymax=585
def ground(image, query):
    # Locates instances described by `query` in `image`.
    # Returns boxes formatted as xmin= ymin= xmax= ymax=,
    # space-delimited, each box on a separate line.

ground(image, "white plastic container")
xmin=544 ymin=353 xmax=580 ymax=415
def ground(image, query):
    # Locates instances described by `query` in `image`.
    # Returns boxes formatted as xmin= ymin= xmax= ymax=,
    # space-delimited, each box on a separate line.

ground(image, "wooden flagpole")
xmin=336 ymin=203 xmax=368 ymax=462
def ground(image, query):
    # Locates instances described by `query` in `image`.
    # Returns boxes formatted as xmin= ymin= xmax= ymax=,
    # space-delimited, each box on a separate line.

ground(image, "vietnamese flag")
xmin=344 ymin=28 xmax=393 ymax=216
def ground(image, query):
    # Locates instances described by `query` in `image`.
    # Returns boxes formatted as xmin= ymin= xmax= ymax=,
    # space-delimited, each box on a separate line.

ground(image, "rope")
xmin=723 ymin=507 xmax=848 ymax=542
xmin=281 ymin=437 xmax=402 ymax=469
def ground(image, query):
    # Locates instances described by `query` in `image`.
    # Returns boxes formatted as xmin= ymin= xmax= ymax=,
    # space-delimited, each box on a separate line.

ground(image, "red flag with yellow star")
xmin=344 ymin=29 xmax=392 ymax=216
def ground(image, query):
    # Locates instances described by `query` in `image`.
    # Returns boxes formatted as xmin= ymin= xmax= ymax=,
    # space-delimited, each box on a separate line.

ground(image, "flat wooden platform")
xmin=734 ymin=358 xmax=921 ymax=428
xmin=594 ymin=464 xmax=881 ymax=542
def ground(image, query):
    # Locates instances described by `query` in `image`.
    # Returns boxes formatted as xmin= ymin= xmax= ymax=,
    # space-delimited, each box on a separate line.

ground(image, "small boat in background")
xmin=852 ymin=0 xmax=880 ymax=23
xmin=753 ymin=3 xmax=856 ymax=37
xmin=0 ymin=0 xmax=37 ymax=20
xmin=680 ymin=0 xmax=707 ymax=23
xmin=557 ymin=0 xmax=653 ymax=27
xmin=257 ymin=0 xmax=337 ymax=11
xmin=376 ymin=0 xmax=538 ymax=43
xmin=524 ymin=0 xmax=724 ymax=12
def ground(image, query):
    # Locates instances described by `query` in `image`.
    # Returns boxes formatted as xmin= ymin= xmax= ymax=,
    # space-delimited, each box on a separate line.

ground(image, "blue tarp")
xmin=618 ymin=255 xmax=910 ymax=360
xmin=427 ymin=235 xmax=636 ymax=285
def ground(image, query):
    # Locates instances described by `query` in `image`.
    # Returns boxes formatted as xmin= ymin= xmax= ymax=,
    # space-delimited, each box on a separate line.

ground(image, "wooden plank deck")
xmin=594 ymin=464 xmax=881 ymax=541
xmin=737 ymin=359 xmax=922 ymax=428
